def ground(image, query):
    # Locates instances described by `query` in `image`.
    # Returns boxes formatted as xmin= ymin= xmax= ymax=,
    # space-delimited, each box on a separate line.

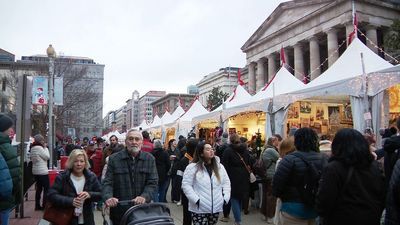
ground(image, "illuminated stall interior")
xmin=227 ymin=111 xmax=266 ymax=142
xmin=165 ymin=127 xmax=176 ymax=145
xmin=389 ymin=84 xmax=400 ymax=124
xmin=286 ymin=96 xmax=353 ymax=136
xmin=196 ymin=120 xmax=219 ymax=143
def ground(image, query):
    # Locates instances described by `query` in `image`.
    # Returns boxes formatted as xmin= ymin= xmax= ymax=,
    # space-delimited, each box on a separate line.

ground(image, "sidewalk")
xmin=9 ymin=186 xmax=44 ymax=225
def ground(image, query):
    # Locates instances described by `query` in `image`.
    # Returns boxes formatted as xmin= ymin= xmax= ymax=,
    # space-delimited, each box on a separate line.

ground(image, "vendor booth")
xmin=270 ymin=38 xmax=394 ymax=137
xmin=174 ymin=99 xmax=209 ymax=139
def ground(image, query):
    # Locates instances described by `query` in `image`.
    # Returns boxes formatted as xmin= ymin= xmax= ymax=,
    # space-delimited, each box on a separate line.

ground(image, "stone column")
xmin=326 ymin=28 xmax=339 ymax=67
xmin=346 ymin=22 xmax=355 ymax=46
xmin=293 ymin=43 xmax=305 ymax=80
xmin=248 ymin=62 xmax=256 ymax=95
xmin=366 ymin=25 xmax=378 ymax=54
xmin=267 ymin=54 xmax=276 ymax=82
xmin=309 ymin=36 xmax=321 ymax=80
xmin=256 ymin=59 xmax=265 ymax=91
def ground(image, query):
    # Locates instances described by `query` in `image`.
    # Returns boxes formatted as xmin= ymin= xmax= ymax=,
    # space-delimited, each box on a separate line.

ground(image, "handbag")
xmin=43 ymin=202 xmax=74 ymax=225
xmin=236 ymin=152 xmax=256 ymax=183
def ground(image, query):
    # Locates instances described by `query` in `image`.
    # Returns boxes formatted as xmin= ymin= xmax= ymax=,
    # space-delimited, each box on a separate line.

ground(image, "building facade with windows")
xmin=196 ymin=67 xmax=240 ymax=106
xmin=151 ymin=93 xmax=196 ymax=118
xmin=240 ymin=0 xmax=400 ymax=94
xmin=138 ymin=91 xmax=166 ymax=124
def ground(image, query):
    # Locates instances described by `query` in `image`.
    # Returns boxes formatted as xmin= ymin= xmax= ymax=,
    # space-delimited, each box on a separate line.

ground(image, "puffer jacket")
xmin=0 ymin=132 xmax=21 ymax=210
xmin=30 ymin=143 xmax=50 ymax=175
xmin=262 ymin=146 xmax=279 ymax=180
xmin=182 ymin=160 xmax=231 ymax=214
xmin=272 ymin=150 xmax=327 ymax=203
xmin=47 ymin=168 xmax=101 ymax=225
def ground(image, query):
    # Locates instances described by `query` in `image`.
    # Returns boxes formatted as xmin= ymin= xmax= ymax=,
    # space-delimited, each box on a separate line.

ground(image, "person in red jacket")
xmin=141 ymin=131 xmax=154 ymax=153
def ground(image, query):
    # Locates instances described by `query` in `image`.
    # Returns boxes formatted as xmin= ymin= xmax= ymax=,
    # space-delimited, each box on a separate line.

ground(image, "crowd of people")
xmin=2 ymin=111 xmax=400 ymax=225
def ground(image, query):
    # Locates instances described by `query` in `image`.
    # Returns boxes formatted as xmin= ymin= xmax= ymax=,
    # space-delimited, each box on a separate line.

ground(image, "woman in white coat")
xmin=182 ymin=142 xmax=231 ymax=225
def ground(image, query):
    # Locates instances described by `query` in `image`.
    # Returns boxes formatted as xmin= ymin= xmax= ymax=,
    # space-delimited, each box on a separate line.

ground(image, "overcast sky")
xmin=0 ymin=0 xmax=287 ymax=116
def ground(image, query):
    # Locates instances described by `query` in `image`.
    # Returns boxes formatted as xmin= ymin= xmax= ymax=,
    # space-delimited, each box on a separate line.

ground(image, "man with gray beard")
xmin=102 ymin=129 xmax=158 ymax=225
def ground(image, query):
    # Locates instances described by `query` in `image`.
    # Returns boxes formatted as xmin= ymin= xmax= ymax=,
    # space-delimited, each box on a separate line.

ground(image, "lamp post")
xmin=47 ymin=44 xmax=56 ymax=168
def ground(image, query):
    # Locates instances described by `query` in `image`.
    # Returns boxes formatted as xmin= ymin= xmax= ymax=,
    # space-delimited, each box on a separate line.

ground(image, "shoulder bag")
xmin=236 ymin=152 xmax=256 ymax=183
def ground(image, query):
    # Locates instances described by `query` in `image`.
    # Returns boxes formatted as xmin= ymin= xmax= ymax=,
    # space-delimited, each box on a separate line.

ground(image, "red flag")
xmin=262 ymin=73 xmax=277 ymax=91
xmin=229 ymin=87 xmax=237 ymax=102
xmin=164 ymin=101 xmax=170 ymax=112
xmin=178 ymin=95 xmax=184 ymax=108
xmin=237 ymin=69 xmax=245 ymax=86
xmin=348 ymin=12 xmax=358 ymax=44
xmin=280 ymin=47 xmax=286 ymax=66
xmin=302 ymin=74 xmax=310 ymax=84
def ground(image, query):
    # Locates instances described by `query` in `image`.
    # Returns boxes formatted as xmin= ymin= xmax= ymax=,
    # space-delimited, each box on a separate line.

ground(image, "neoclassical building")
xmin=241 ymin=0 xmax=400 ymax=94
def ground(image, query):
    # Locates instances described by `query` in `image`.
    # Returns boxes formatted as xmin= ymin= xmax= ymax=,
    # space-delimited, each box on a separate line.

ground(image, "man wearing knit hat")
xmin=0 ymin=113 xmax=21 ymax=225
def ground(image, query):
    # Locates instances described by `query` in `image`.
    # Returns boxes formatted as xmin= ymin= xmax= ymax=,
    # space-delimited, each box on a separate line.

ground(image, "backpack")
xmin=0 ymin=152 xmax=13 ymax=200
xmin=252 ymin=157 xmax=267 ymax=179
xmin=292 ymin=152 xmax=321 ymax=208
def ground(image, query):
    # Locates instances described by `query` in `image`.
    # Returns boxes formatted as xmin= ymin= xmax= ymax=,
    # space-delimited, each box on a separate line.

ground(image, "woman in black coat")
xmin=316 ymin=128 xmax=385 ymax=225
xmin=47 ymin=149 xmax=101 ymax=225
xmin=151 ymin=139 xmax=171 ymax=203
xmin=222 ymin=134 xmax=253 ymax=225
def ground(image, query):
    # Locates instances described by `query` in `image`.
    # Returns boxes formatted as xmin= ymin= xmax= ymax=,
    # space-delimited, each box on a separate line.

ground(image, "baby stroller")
xmin=103 ymin=201 xmax=174 ymax=225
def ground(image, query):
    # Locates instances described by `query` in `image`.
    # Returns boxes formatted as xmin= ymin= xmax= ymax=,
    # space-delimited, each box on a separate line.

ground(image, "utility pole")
xmin=47 ymin=45 xmax=56 ymax=168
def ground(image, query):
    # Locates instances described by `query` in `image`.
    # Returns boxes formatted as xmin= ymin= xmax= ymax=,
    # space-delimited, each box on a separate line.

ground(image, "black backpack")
xmin=292 ymin=152 xmax=321 ymax=208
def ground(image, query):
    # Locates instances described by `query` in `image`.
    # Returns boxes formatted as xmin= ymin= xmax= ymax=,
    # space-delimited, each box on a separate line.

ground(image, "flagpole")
xmin=352 ymin=0 xmax=357 ymax=36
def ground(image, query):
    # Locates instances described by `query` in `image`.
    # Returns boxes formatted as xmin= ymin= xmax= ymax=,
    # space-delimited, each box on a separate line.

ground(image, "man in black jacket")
xmin=383 ymin=118 xmax=400 ymax=188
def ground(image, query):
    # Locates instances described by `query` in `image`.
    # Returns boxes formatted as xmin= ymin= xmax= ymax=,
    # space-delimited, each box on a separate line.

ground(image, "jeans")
xmin=231 ymin=197 xmax=242 ymax=223
xmin=0 ymin=208 xmax=11 ymax=225
xmin=158 ymin=180 xmax=169 ymax=203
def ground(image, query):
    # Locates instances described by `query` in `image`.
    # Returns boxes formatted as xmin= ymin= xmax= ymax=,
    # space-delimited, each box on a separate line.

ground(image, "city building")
xmin=125 ymin=90 xmax=140 ymax=129
xmin=0 ymin=50 xmax=105 ymax=139
xmin=151 ymin=93 xmax=196 ymax=118
xmin=196 ymin=67 xmax=240 ymax=106
xmin=187 ymin=85 xmax=199 ymax=95
xmin=138 ymin=91 xmax=166 ymax=124
xmin=114 ymin=105 xmax=127 ymax=133
xmin=240 ymin=0 xmax=400 ymax=94
xmin=103 ymin=110 xmax=116 ymax=134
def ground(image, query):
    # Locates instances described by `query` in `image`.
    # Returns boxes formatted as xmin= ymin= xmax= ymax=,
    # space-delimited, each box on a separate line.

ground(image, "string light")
xmin=357 ymin=28 xmax=399 ymax=64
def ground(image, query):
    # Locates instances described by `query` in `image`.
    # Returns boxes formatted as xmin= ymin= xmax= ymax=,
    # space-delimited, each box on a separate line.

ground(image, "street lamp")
xmin=47 ymin=44 xmax=56 ymax=168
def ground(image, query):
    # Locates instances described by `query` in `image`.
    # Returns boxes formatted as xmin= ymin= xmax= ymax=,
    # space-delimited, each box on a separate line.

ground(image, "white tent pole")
xmin=361 ymin=52 xmax=371 ymax=131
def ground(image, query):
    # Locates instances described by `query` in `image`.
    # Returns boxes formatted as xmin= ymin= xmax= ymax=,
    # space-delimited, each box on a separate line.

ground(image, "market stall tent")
xmin=192 ymin=85 xmax=252 ymax=125
xmin=271 ymin=38 xmax=394 ymax=134
xmin=175 ymin=99 xmax=208 ymax=138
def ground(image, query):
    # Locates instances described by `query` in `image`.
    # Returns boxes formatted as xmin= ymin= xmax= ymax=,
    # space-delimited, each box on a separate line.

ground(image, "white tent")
xmin=274 ymin=38 xmax=394 ymax=109
xmin=271 ymin=38 xmax=394 ymax=134
xmin=133 ymin=119 xmax=150 ymax=131
xmin=164 ymin=105 xmax=185 ymax=127
xmin=149 ymin=115 xmax=162 ymax=129
xmin=175 ymin=100 xmax=208 ymax=138
xmin=192 ymin=85 xmax=252 ymax=124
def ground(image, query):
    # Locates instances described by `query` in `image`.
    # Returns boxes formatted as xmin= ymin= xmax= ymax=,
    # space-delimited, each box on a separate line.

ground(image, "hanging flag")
xmin=280 ymin=47 xmax=286 ymax=66
xmin=229 ymin=87 xmax=237 ymax=102
xmin=178 ymin=95 xmax=184 ymax=109
xmin=262 ymin=73 xmax=277 ymax=91
xmin=348 ymin=12 xmax=358 ymax=44
xmin=302 ymin=74 xmax=310 ymax=84
xmin=164 ymin=101 xmax=170 ymax=112
xmin=237 ymin=69 xmax=245 ymax=86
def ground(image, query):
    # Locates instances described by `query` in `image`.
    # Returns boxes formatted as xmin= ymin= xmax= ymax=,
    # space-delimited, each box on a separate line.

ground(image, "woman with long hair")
xmin=316 ymin=128 xmax=385 ymax=225
xmin=182 ymin=142 xmax=231 ymax=225
xmin=47 ymin=149 xmax=102 ymax=225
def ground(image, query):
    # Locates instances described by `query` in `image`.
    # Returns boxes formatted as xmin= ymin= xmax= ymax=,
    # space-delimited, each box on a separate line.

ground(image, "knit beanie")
xmin=0 ymin=113 xmax=13 ymax=132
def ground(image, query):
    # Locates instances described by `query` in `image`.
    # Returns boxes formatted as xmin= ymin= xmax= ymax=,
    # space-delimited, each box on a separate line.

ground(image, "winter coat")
xmin=0 ymin=152 xmax=13 ymax=200
xmin=102 ymin=149 xmax=158 ymax=223
xmin=47 ymin=168 xmax=101 ymax=225
xmin=141 ymin=139 xmax=154 ymax=153
xmin=0 ymin=132 xmax=21 ymax=210
xmin=317 ymin=160 xmax=385 ymax=225
xmin=221 ymin=143 xmax=253 ymax=200
xmin=182 ymin=161 xmax=231 ymax=214
xmin=30 ymin=143 xmax=50 ymax=175
xmin=261 ymin=146 xmax=279 ymax=180
xmin=152 ymin=147 xmax=171 ymax=184
xmin=90 ymin=148 xmax=103 ymax=177
xmin=385 ymin=159 xmax=400 ymax=225
xmin=383 ymin=135 xmax=400 ymax=187
xmin=272 ymin=150 xmax=327 ymax=203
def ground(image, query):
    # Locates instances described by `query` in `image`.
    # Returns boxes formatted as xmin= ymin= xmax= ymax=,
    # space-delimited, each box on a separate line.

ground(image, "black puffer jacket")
xmin=222 ymin=143 xmax=253 ymax=200
xmin=272 ymin=150 xmax=327 ymax=202
xmin=386 ymin=159 xmax=400 ymax=225
xmin=317 ymin=160 xmax=385 ymax=225
xmin=47 ymin=169 xmax=102 ymax=225
xmin=152 ymin=147 xmax=171 ymax=184
xmin=383 ymin=135 xmax=400 ymax=187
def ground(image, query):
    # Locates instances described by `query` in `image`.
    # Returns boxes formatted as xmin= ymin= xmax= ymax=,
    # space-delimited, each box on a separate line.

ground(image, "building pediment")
xmin=241 ymin=0 xmax=333 ymax=52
